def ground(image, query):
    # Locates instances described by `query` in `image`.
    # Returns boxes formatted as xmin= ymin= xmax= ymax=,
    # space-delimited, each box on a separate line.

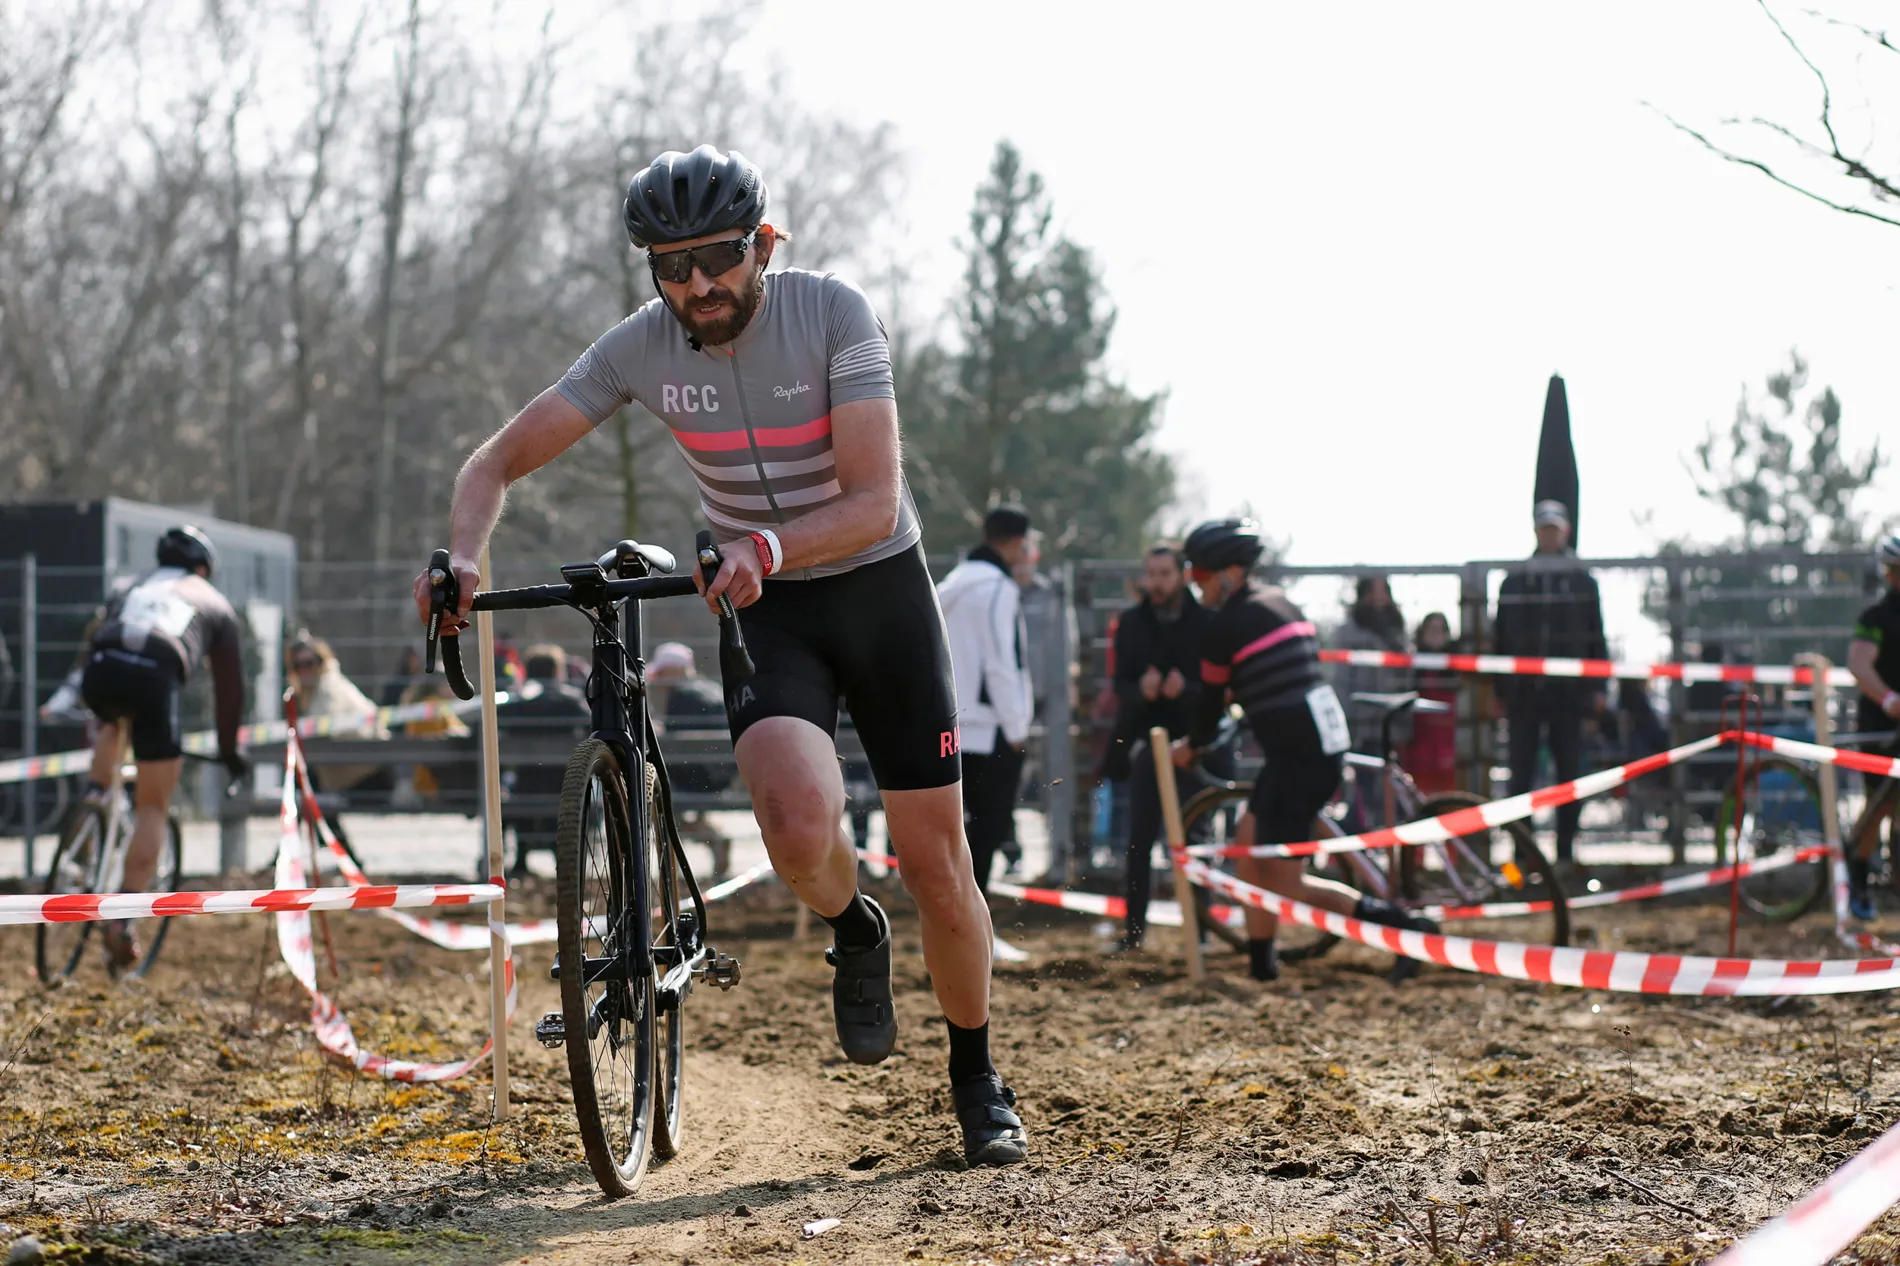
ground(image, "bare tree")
xmin=1654 ymin=2 xmax=1900 ymax=229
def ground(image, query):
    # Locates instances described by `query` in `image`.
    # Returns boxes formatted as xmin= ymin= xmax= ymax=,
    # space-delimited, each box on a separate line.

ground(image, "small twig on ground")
xmin=1604 ymin=1167 xmax=1700 ymax=1219
xmin=1382 ymin=1195 xmax=1426 ymax=1245
xmin=0 ymin=1009 xmax=52 ymax=1096
xmin=1300 ymin=1035 xmax=1333 ymax=1061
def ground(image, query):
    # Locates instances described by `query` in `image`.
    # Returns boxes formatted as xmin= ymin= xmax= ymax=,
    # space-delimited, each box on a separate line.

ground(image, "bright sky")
xmin=741 ymin=0 xmax=1899 ymax=572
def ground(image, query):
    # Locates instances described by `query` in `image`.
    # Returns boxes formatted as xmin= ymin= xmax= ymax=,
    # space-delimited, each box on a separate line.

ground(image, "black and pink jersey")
xmin=555 ymin=268 xmax=921 ymax=579
xmin=1190 ymin=581 xmax=1325 ymax=747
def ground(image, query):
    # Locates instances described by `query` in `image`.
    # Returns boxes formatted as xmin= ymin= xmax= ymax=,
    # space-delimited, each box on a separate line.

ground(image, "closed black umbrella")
xmin=1533 ymin=373 xmax=1580 ymax=550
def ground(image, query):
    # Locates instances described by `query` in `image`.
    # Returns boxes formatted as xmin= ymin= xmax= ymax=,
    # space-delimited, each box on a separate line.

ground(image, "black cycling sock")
xmin=1247 ymin=938 xmax=1279 ymax=982
xmin=946 ymin=1017 xmax=995 ymax=1082
xmin=822 ymin=892 xmax=882 ymax=951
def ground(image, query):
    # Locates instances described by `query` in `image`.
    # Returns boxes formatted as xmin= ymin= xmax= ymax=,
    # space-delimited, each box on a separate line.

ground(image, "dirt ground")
xmin=6 ymin=872 xmax=1900 ymax=1265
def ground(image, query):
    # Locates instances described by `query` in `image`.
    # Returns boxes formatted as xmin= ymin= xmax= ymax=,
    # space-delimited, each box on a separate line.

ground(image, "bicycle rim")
xmin=131 ymin=816 xmax=185 ymax=978
xmin=555 ymin=740 xmax=657 ymax=1198
xmin=1177 ymin=783 xmax=1340 ymax=962
xmin=1405 ymin=793 xmax=1570 ymax=948
xmin=37 ymin=804 xmax=107 ymax=985
xmin=647 ymin=762 xmax=686 ymax=1161
xmin=1714 ymin=758 xmax=1829 ymax=922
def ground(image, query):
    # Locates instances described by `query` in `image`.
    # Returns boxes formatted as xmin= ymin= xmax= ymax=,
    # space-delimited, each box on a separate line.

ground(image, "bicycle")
xmin=1711 ymin=733 xmax=1898 ymax=923
xmin=36 ymin=721 xmax=197 ymax=985
xmin=1179 ymin=693 xmax=1570 ymax=963
xmin=424 ymin=531 xmax=747 ymax=1199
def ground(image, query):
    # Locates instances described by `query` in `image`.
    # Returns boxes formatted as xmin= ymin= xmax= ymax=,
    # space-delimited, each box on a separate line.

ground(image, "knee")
xmin=755 ymin=783 xmax=843 ymax=876
xmin=897 ymin=848 xmax=974 ymax=917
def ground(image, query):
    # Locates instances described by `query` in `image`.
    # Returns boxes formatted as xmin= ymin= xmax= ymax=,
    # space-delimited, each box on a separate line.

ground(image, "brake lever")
xmin=425 ymin=548 xmax=476 ymax=700
xmin=696 ymin=530 xmax=756 ymax=678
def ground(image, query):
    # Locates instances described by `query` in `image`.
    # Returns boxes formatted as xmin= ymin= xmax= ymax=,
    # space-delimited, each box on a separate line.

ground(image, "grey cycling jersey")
xmin=556 ymin=268 xmax=922 ymax=579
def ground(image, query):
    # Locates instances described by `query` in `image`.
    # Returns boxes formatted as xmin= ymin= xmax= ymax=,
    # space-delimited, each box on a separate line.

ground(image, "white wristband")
xmin=1885 ymin=690 xmax=1900 ymax=714
xmin=759 ymin=528 xmax=783 ymax=576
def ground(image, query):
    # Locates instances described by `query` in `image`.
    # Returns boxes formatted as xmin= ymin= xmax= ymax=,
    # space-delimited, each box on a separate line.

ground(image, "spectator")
xmin=381 ymin=648 xmax=423 ymax=708
xmin=287 ymin=633 xmax=390 ymax=793
xmin=493 ymin=632 xmax=526 ymax=693
xmin=938 ymin=505 xmax=1036 ymax=894
xmin=1330 ymin=574 xmax=1412 ymax=756
xmin=999 ymin=528 xmax=1054 ymax=877
xmin=649 ymin=641 xmax=738 ymax=879
xmin=1492 ymin=500 xmax=1607 ymax=865
xmin=1403 ymin=611 xmax=1460 ymax=794
xmin=1110 ymin=543 xmax=1218 ymax=950
xmin=494 ymin=643 xmax=590 ymax=877
xmin=398 ymin=673 xmax=469 ymax=803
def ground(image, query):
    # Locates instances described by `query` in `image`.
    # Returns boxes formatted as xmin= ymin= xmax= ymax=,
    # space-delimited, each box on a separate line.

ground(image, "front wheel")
xmin=1401 ymin=792 xmax=1570 ymax=948
xmin=37 ymin=802 xmax=108 ymax=985
xmin=128 ymin=815 xmax=185 ymax=978
xmin=1177 ymin=782 xmax=1345 ymax=962
xmin=555 ymin=740 xmax=658 ymax=1199
xmin=1714 ymin=757 xmax=1829 ymax=922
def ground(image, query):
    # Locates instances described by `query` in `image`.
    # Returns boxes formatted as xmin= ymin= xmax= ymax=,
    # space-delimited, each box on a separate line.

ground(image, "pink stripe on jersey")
xmin=1231 ymin=621 xmax=1317 ymax=665
xmin=670 ymin=413 xmax=832 ymax=454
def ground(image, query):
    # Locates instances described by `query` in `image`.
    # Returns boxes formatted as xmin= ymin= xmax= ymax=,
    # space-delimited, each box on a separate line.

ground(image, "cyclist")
xmin=1847 ymin=530 xmax=1900 ymax=919
xmin=413 ymin=146 xmax=1025 ymax=1166
xmin=79 ymin=525 xmax=247 ymax=971
xmin=1168 ymin=519 xmax=1437 ymax=983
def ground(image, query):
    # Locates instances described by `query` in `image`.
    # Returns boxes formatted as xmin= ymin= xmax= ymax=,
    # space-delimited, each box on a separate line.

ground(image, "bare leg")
xmin=122 ymin=758 xmax=183 ymax=891
xmin=882 ymin=783 xmax=990 ymax=1029
xmin=1232 ymin=810 xmax=1362 ymax=939
xmin=734 ymin=717 xmax=858 ymax=917
xmin=88 ymin=722 xmax=127 ymax=790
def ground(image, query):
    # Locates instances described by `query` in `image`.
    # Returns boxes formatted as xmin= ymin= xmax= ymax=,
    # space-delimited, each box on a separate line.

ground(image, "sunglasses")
xmin=647 ymin=231 xmax=754 ymax=285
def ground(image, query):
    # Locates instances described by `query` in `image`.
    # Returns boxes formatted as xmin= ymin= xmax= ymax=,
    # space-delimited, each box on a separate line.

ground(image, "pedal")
xmin=534 ymin=1013 xmax=566 ymax=1049
xmin=706 ymin=950 xmax=742 ymax=990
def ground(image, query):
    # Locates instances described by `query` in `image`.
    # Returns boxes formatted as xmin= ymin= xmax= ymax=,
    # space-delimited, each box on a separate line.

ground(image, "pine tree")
xmin=901 ymin=141 xmax=1173 ymax=557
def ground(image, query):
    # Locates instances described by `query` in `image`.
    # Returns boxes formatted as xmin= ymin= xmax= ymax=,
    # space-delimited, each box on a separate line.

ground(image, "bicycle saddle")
xmin=1349 ymin=691 xmax=1450 ymax=716
xmin=596 ymin=539 xmax=677 ymax=577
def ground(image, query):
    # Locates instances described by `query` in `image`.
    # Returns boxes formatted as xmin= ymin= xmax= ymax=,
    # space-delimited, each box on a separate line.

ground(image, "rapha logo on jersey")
xmin=772 ymin=381 xmax=812 ymax=401
xmin=734 ymin=684 xmax=757 ymax=709
xmin=939 ymin=727 xmax=961 ymax=758
xmin=661 ymin=384 xmax=720 ymax=413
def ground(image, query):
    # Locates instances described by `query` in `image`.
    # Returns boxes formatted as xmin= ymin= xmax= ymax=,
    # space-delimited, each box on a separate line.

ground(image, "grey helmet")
xmin=622 ymin=145 xmax=767 ymax=248
xmin=1183 ymin=519 xmax=1266 ymax=572
xmin=156 ymin=525 xmax=217 ymax=578
xmin=1877 ymin=530 xmax=1900 ymax=570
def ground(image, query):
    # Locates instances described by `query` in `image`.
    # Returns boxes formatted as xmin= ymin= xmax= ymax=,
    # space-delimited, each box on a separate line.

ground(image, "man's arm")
xmin=414 ymin=388 xmax=596 ymax=625
xmin=700 ymin=396 xmax=900 ymax=609
xmin=1849 ymin=638 xmax=1900 ymax=719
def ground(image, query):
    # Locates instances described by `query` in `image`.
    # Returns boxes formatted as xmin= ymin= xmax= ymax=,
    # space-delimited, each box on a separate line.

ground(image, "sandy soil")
xmin=5 ymin=873 xmax=1900 ymax=1265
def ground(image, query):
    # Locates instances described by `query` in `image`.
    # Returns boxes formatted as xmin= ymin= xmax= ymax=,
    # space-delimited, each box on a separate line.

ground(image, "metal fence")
xmin=3 ymin=548 xmax=1888 ymax=881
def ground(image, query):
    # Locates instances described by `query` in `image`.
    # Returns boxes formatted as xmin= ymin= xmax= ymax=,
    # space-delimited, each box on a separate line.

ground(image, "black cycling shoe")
xmin=825 ymin=894 xmax=896 ymax=1065
xmin=953 ymin=1073 xmax=1028 ymax=1167
xmin=1385 ymin=913 xmax=1440 ymax=986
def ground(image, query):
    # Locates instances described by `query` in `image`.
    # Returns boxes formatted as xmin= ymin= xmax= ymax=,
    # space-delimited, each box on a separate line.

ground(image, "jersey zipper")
xmin=726 ymin=352 xmax=786 ymax=523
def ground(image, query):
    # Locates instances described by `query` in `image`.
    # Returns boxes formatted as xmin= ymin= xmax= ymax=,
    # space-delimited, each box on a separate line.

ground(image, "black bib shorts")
xmin=81 ymin=648 xmax=185 ymax=762
xmin=722 ymin=545 xmax=961 ymax=791
xmin=1245 ymin=703 xmax=1344 ymax=845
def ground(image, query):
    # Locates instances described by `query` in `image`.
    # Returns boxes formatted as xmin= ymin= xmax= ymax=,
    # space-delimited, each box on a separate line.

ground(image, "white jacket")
xmin=936 ymin=551 xmax=1033 ymax=756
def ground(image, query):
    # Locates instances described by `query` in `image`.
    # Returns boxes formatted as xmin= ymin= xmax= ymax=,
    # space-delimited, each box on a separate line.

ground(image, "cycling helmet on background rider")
xmin=622 ymin=145 xmax=768 ymax=248
xmin=156 ymin=525 xmax=217 ymax=578
xmin=1878 ymin=530 xmax=1900 ymax=571
xmin=1183 ymin=519 xmax=1266 ymax=572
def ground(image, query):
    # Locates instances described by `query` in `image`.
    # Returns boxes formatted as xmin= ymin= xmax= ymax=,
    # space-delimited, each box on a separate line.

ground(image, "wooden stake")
xmin=1799 ymin=653 xmax=1846 ymax=921
xmin=1150 ymin=726 xmax=1205 ymax=983
xmin=477 ymin=546 xmax=511 ymax=1120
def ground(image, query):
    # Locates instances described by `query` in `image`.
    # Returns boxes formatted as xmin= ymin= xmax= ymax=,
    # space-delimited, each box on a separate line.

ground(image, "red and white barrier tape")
xmin=276 ymin=734 xmax=516 ymax=1082
xmin=1734 ymin=730 xmax=1900 ymax=780
xmin=1187 ymin=734 xmax=1725 ymax=860
xmin=988 ymin=880 xmax=1243 ymax=929
xmin=1714 ymin=1116 xmax=1900 ymax=1265
xmin=0 ymin=694 xmax=493 ymax=784
xmin=1183 ymin=858 xmax=1900 ymax=994
xmin=1418 ymin=846 xmax=1830 ymax=921
xmin=1317 ymin=647 xmax=1856 ymax=687
xmin=0 ymin=882 xmax=500 ymax=927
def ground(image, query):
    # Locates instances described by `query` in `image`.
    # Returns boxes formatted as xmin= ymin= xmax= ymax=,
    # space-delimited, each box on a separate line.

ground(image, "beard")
xmin=674 ymin=262 xmax=766 ymax=346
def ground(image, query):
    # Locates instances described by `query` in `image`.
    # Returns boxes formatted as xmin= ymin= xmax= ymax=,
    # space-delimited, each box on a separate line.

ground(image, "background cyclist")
xmin=1168 ymin=519 xmax=1436 ymax=984
xmin=1847 ymin=530 xmax=1900 ymax=918
xmin=80 ymin=526 xmax=247 ymax=970
xmin=414 ymin=145 xmax=1025 ymax=1167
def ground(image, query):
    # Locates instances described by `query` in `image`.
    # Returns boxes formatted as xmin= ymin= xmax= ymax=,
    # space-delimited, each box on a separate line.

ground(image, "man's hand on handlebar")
xmin=692 ymin=538 xmax=764 ymax=611
xmin=412 ymin=553 xmax=481 ymax=633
